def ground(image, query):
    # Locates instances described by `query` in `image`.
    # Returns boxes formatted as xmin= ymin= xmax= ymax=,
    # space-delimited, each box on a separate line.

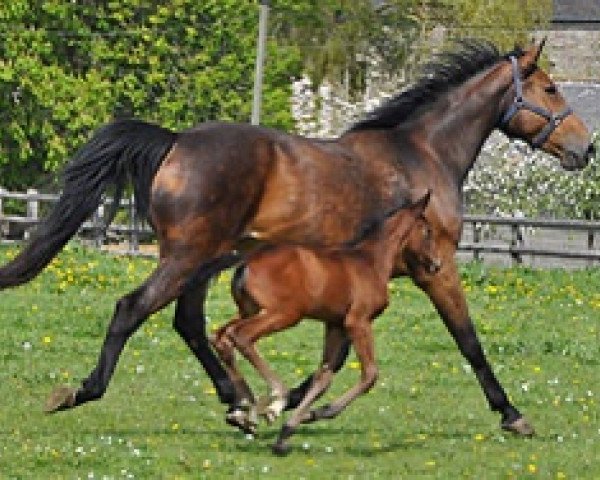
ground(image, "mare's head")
xmin=499 ymin=40 xmax=595 ymax=170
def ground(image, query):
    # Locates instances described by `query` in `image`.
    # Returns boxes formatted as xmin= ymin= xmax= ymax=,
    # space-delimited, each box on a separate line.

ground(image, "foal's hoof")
xmin=271 ymin=441 xmax=291 ymax=456
xmin=257 ymin=395 xmax=286 ymax=424
xmin=44 ymin=386 xmax=77 ymax=413
xmin=226 ymin=408 xmax=258 ymax=435
xmin=501 ymin=416 xmax=535 ymax=437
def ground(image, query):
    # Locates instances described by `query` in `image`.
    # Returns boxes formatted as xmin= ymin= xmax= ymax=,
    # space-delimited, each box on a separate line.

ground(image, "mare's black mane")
xmin=350 ymin=39 xmax=524 ymax=131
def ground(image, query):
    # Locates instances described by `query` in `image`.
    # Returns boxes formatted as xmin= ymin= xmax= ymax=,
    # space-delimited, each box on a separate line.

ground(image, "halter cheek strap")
xmin=500 ymin=56 xmax=573 ymax=148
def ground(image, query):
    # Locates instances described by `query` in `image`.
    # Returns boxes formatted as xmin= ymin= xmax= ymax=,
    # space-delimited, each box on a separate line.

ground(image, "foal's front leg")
xmin=272 ymin=325 xmax=346 ymax=455
xmin=300 ymin=314 xmax=378 ymax=424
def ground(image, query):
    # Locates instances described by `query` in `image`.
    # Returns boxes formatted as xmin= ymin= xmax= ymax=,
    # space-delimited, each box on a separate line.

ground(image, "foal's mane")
xmin=349 ymin=39 xmax=524 ymax=131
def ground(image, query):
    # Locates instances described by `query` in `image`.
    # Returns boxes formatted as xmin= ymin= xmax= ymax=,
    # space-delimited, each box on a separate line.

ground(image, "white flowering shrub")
xmin=465 ymin=133 xmax=600 ymax=219
xmin=291 ymin=76 xmax=599 ymax=220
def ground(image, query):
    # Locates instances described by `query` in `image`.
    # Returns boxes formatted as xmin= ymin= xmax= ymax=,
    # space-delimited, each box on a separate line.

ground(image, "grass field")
xmin=0 ymin=244 xmax=599 ymax=479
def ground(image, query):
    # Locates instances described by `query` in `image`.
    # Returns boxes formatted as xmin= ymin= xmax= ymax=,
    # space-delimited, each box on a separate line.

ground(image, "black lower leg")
xmin=75 ymin=292 xmax=146 ymax=406
xmin=454 ymin=321 xmax=521 ymax=423
xmin=173 ymin=287 xmax=235 ymax=405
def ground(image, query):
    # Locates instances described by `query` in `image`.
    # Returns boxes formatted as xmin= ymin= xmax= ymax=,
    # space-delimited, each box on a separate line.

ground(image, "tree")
xmin=0 ymin=0 xmax=302 ymax=190
xmin=269 ymin=1 xmax=423 ymax=90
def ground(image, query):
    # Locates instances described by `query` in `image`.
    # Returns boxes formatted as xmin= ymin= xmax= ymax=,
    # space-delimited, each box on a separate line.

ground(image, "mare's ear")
xmin=519 ymin=37 xmax=546 ymax=72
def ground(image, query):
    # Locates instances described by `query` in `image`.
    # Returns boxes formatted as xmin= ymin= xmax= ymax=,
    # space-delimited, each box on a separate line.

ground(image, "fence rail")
xmin=0 ymin=188 xmax=598 ymax=266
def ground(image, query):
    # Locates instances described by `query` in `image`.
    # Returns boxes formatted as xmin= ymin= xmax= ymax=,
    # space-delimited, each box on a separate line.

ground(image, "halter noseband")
xmin=500 ymin=55 xmax=572 ymax=148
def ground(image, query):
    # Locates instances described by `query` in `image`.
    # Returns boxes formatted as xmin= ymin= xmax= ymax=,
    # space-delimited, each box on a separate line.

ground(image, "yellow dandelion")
xmin=171 ymin=422 xmax=180 ymax=431
xmin=42 ymin=336 xmax=52 ymax=345
xmin=349 ymin=361 xmax=360 ymax=370
xmin=474 ymin=433 xmax=485 ymax=441
xmin=203 ymin=386 xmax=216 ymax=396
xmin=528 ymin=464 xmax=537 ymax=474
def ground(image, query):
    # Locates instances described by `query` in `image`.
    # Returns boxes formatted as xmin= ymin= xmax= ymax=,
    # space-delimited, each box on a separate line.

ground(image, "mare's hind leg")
xmin=45 ymin=259 xmax=191 ymax=413
xmin=414 ymin=256 xmax=533 ymax=436
xmin=173 ymin=283 xmax=235 ymax=405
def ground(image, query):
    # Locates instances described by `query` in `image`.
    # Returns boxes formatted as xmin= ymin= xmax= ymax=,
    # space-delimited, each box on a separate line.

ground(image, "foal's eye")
xmin=544 ymin=85 xmax=557 ymax=94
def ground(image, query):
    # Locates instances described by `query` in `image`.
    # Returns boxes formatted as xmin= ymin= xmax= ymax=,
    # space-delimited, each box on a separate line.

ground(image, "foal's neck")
xmin=358 ymin=213 xmax=415 ymax=282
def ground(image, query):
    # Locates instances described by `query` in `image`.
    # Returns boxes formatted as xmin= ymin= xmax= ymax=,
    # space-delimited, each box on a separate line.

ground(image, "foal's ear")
xmin=408 ymin=188 xmax=431 ymax=215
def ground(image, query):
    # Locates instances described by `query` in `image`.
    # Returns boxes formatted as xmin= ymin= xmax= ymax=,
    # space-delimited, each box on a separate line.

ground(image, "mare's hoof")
xmin=226 ymin=408 xmax=257 ymax=435
xmin=501 ymin=416 xmax=535 ymax=437
xmin=44 ymin=386 xmax=77 ymax=413
xmin=271 ymin=442 xmax=291 ymax=456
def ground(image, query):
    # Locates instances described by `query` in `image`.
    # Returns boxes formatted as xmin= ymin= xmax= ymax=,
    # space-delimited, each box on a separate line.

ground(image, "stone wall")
xmin=543 ymin=29 xmax=600 ymax=81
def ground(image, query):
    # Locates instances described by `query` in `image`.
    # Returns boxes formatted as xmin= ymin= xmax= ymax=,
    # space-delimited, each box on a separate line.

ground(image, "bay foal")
xmin=199 ymin=191 xmax=439 ymax=453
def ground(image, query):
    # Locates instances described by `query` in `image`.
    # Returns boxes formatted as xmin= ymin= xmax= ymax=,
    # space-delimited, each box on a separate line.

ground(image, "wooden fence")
xmin=0 ymin=188 xmax=598 ymax=267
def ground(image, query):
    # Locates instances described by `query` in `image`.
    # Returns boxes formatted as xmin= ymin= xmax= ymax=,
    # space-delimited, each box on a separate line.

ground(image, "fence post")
xmin=473 ymin=221 xmax=481 ymax=262
xmin=94 ymin=203 xmax=105 ymax=249
xmin=0 ymin=186 xmax=5 ymax=240
xmin=26 ymin=188 xmax=38 ymax=219
xmin=588 ymin=228 xmax=595 ymax=267
xmin=510 ymin=223 xmax=523 ymax=266
xmin=129 ymin=194 xmax=139 ymax=255
xmin=25 ymin=188 xmax=39 ymax=240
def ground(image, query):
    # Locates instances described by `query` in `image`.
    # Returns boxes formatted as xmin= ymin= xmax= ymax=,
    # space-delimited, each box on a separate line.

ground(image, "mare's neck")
xmin=410 ymin=62 xmax=513 ymax=185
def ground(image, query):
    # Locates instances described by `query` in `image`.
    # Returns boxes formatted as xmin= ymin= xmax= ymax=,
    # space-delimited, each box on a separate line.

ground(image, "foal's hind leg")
xmin=228 ymin=311 xmax=301 ymax=423
xmin=414 ymin=256 xmax=533 ymax=436
xmin=45 ymin=260 xmax=191 ymax=413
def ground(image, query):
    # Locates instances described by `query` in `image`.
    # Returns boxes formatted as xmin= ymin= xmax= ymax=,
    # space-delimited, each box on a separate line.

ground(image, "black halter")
xmin=500 ymin=56 xmax=573 ymax=148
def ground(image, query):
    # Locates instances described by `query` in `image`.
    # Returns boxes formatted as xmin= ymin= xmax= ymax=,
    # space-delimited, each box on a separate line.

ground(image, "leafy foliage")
xmin=0 ymin=0 xmax=302 ymax=189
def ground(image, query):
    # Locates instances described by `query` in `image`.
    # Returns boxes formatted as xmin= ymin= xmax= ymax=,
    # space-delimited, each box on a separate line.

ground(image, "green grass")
xmin=0 ymin=244 xmax=599 ymax=478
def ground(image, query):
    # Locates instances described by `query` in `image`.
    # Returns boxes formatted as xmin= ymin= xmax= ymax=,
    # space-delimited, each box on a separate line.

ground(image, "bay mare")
xmin=1 ymin=40 xmax=594 ymax=436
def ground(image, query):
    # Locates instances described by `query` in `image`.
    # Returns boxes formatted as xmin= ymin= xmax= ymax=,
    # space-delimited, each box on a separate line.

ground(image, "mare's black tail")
xmin=0 ymin=119 xmax=176 ymax=288
xmin=185 ymin=252 xmax=244 ymax=292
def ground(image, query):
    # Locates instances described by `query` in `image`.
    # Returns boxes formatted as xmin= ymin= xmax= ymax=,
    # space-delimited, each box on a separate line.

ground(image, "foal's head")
xmin=404 ymin=214 xmax=441 ymax=275
xmin=383 ymin=190 xmax=441 ymax=275
xmin=498 ymin=40 xmax=595 ymax=170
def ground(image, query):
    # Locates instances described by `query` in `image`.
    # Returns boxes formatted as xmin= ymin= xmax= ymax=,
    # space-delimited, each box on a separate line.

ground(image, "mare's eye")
xmin=545 ymin=85 xmax=557 ymax=94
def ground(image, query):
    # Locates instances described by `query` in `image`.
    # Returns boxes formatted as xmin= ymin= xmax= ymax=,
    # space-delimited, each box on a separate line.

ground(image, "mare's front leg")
xmin=173 ymin=283 xmax=235 ymax=405
xmin=413 ymin=255 xmax=534 ymax=435
xmin=45 ymin=259 xmax=193 ymax=413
